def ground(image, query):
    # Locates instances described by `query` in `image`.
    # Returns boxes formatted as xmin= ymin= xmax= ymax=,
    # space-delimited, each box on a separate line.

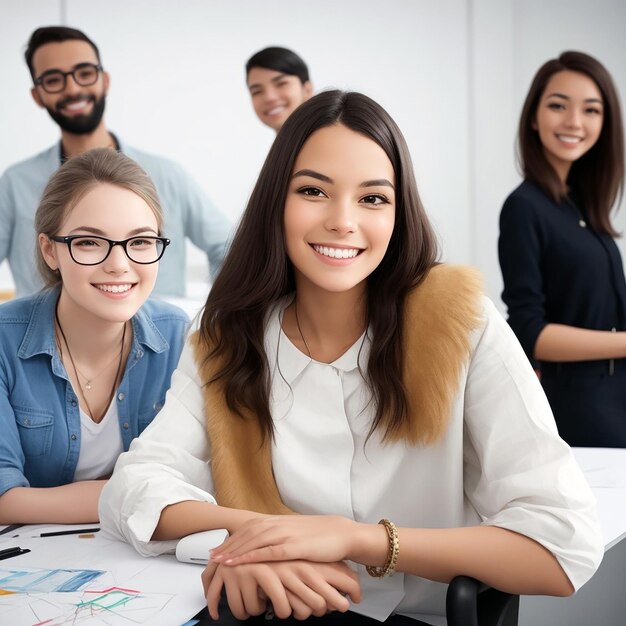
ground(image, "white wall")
xmin=1 ymin=0 xmax=625 ymax=307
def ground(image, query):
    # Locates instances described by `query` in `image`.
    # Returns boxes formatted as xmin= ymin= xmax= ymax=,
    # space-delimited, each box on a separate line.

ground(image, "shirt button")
xmin=117 ymin=393 xmax=125 ymax=401
xmin=123 ymin=422 xmax=129 ymax=430
xmin=24 ymin=418 xmax=31 ymax=426
xmin=70 ymin=434 xmax=77 ymax=440
xmin=71 ymin=400 xmax=77 ymax=407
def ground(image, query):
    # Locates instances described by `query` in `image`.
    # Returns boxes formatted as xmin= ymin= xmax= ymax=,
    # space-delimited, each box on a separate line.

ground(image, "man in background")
xmin=0 ymin=26 xmax=231 ymax=298
xmin=246 ymin=46 xmax=313 ymax=132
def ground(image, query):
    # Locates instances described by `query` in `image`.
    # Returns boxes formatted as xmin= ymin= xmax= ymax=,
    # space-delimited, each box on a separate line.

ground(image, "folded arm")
xmin=210 ymin=514 xmax=573 ymax=596
xmin=152 ymin=499 xmax=261 ymax=540
xmin=535 ymin=323 xmax=626 ymax=361
xmin=0 ymin=481 xmax=105 ymax=524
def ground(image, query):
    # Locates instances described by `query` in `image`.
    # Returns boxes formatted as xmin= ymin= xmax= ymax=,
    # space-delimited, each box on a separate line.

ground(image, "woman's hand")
xmin=202 ymin=560 xmax=361 ymax=620
xmin=210 ymin=514 xmax=358 ymax=566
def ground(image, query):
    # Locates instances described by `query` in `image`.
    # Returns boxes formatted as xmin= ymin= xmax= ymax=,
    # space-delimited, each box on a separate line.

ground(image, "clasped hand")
xmin=203 ymin=515 xmax=362 ymax=620
xmin=202 ymin=560 xmax=361 ymax=620
xmin=211 ymin=514 xmax=358 ymax=565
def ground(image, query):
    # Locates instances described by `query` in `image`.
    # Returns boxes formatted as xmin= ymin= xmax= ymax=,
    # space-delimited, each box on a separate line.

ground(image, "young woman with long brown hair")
xmin=102 ymin=91 xmax=602 ymax=623
xmin=499 ymin=51 xmax=626 ymax=447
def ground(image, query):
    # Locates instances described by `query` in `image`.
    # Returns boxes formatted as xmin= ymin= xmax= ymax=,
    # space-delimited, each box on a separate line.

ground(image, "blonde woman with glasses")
xmin=0 ymin=148 xmax=188 ymax=525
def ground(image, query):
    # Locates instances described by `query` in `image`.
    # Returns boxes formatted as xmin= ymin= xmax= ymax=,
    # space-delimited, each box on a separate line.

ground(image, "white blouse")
xmin=100 ymin=297 xmax=603 ymax=621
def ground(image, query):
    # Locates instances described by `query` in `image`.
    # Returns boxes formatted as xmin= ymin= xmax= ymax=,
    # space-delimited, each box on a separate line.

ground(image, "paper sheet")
xmin=0 ymin=525 xmax=206 ymax=626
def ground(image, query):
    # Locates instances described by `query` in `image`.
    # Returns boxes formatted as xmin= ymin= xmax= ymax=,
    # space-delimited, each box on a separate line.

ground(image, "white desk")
xmin=2 ymin=449 xmax=624 ymax=625
xmin=0 ymin=524 xmax=206 ymax=625
xmin=519 ymin=447 xmax=626 ymax=626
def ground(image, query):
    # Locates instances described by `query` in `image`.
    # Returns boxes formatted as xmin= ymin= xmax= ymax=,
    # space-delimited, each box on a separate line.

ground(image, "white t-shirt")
xmin=99 ymin=297 xmax=603 ymax=621
xmin=73 ymin=400 xmax=124 ymax=482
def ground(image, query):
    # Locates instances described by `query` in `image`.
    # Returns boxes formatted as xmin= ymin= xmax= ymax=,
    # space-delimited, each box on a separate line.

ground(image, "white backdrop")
xmin=1 ymin=0 xmax=625 ymax=306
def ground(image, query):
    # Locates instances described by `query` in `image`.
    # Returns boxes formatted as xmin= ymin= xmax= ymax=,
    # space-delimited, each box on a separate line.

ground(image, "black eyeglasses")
xmin=50 ymin=235 xmax=170 ymax=265
xmin=34 ymin=63 xmax=103 ymax=94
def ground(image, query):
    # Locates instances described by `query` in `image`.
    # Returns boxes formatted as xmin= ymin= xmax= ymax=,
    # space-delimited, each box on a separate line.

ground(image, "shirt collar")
xmin=265 ymin=299 xmax=370 ymax=385
xmin=130 ymin=304 xmax=170 ymax=354
xmin=18 ymin=287 xmax=168 ymax=359
xmin=18 ymin=287 xmax=59 ymax=360
xmin=58 ymin=133 xmax=122 ymax=165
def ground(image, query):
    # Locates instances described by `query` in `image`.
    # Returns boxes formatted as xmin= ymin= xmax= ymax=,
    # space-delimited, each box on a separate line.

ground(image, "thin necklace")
xmin=68 ymin=345 xmax=125 ymax=391
xmin=566 ymin=192 xmax=586 ymax=228
xmin=294 ymin=301 xmax=313 ymax=361
xmin=293 ymin=302 xmax=368 ymax=363
xmin=55 ymin=306 xmax=126 ymax=423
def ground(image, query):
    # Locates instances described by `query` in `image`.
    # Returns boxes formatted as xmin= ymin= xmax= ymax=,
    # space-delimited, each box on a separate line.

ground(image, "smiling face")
xmin=39 ymin=183 xmax=160 ymax=325
xmin=30 ymin=39 xmax=109 ymax=135
xmin=247 ymin=67 xmax=312 ymax=131
xmin=284 ymin=124 xmax=396 ymax=299
xmin=534 ymin=70 xmax=604 ymax=181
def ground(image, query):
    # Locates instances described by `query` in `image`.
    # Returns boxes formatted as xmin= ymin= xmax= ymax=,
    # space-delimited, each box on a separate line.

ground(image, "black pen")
xmin=37 ymin=527 xmax=100 ymax=538
xmin=0 ymin=546 xmax=30 ymax=560
xmin=0 ymin=524 xmax=25 ymax=536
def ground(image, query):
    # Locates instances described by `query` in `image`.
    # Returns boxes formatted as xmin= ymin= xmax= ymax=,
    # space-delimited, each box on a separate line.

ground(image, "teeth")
xmin=313 ymin=245 xmax=360 ymax=259
xmin=96 ymin=284 xmax=132 ymax=293
xmin=65 ymin=100 xmax=89 ymax=111
xmin=266 ymin=106 xmax=285 ymax=116
xmin=557 ymin=135 xmax=581 ymax=143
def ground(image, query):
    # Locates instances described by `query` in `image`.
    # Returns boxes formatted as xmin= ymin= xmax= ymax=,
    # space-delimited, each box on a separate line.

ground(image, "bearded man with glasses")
xmin=0 ymin=26 xmax=232 ymax=298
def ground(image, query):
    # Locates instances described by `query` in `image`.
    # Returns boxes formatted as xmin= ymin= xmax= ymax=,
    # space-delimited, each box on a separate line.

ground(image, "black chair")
xmin=194 ymin=576 xmax=519 ymax=624
xmin=447 ymin=576 xmax=519 ymax=626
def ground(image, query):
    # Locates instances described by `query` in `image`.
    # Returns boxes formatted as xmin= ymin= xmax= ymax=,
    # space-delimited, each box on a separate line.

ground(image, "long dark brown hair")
xmin=199 ymin=90 xmax=438 ymax=441
xmin=518 ymin=50 xmax=624 ymax=235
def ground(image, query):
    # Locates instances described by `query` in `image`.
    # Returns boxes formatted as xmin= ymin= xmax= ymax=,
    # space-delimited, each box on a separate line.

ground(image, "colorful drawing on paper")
xmin=0 ymin=567 xmax=104 ymax=593
xmin=0 ymin=569 xmax=176 ymax=625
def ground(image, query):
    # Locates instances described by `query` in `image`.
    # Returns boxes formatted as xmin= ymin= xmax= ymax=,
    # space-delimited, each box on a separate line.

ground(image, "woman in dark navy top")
xmin=499 ymin=51 xmax=626 ymax=447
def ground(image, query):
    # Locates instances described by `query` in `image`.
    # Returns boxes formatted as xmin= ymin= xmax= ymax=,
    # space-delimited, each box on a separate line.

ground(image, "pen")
xmin=37 ymin=527 xmax=100 ymax=538
xmin=0 ymin=546 xmax=30 ymax=560
xmin=0 ymin=524 xmax=25 ymax=536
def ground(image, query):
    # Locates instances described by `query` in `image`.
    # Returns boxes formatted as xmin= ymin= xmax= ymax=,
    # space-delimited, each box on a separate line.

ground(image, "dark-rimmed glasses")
xmin=34 ymin=63 xmax=103 ymax=94
xmin=50 ymin=235 xmax=170 ymax=265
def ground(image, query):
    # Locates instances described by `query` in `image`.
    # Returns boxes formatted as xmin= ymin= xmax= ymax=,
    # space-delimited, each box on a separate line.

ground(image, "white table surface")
xmin=0 ymin=524 xmax=206 ymax=625
xmin=572 ymin=447 xmax=626 ymax=548
xmin=1 ymin=449 xmax=623 ymax=626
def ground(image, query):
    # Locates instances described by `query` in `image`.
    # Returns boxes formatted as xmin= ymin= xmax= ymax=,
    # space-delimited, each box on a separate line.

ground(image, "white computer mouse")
xmin=175 ymin=528 xmax=229 ymax=565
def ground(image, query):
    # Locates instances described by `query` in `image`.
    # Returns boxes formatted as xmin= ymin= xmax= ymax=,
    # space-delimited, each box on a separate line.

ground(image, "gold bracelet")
xmin=366 ymin=518 xmax=399 ymax=578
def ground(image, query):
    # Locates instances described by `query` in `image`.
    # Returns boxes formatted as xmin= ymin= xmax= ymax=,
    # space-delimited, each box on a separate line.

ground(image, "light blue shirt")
xmin=0 ymin=287 xmax=188 ymax=494
xmin=0 ymin=139 xmax=232 ymax=297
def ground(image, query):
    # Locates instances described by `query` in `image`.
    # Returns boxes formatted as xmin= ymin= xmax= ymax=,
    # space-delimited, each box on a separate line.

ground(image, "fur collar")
xmin=192 ymin=264 xmax=482 ymax=513
xmin=396 ymin=264 xmax=483 ymax=443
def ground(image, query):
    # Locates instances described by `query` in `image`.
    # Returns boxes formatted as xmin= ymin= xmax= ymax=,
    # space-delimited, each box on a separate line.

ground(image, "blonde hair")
xmin=35 ymin=148 xmax=163 ymax=287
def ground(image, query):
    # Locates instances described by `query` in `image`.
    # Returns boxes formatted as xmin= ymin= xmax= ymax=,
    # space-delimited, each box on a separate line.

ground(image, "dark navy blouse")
xmin=498 ymin=180 xmax=626 ymax=365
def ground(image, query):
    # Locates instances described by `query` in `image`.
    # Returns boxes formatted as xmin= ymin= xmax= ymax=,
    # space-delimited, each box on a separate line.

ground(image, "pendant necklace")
xmin=567 ymin=194 xmax=586 ymax=228
xmin=67 ymin=344 xmax=125 ymax=391
xmin=55 ymin=305 xmax=126 ymax=422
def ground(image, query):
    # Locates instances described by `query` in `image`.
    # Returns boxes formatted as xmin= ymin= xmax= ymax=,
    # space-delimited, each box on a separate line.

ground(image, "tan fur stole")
xmin=192 ymin=264 xmax=483 ymax=513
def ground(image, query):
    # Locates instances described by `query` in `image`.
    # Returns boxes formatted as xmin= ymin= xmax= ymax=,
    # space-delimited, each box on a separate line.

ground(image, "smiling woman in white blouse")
xmin=100 ymin=91 xmax=603 ymax=624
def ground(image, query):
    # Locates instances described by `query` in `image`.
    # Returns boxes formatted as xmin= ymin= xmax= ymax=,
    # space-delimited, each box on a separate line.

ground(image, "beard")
xmin=45 ymin=93 xmax=106 ymax=135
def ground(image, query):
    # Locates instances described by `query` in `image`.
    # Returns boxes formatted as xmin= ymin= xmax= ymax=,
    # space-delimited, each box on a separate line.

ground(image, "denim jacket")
xmin=0 ymin=287 xmax=188 ymax=494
